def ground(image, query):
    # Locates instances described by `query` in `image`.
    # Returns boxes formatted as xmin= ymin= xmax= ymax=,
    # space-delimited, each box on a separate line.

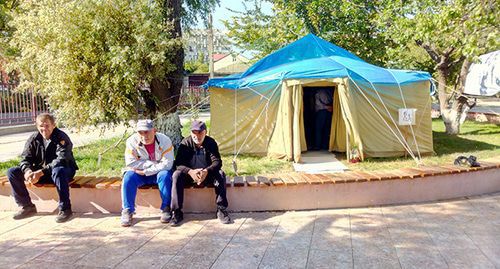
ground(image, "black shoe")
xmin=55 ymin=209 xmax=73 ymax=223
xmin=217 ymin=207 xmax=231 ymax=224
xmin=160 ymin=206 xmax=172 ymax=223
xmin=170 ymin=209 xmax=184 ymax=227
xmin=13 ymin=204 xmax=37 ymax=220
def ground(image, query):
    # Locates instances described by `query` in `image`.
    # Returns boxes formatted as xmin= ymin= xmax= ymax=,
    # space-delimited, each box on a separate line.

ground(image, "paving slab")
xmin=0 ymin=193 xmax=498 ymax=268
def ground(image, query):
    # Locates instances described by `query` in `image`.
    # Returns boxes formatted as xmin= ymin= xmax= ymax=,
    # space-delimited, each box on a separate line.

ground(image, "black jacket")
xmin=19 ymin=128 xmax=78 ymax=175
xmin=174 ymin=135 xmax=222 ymax=173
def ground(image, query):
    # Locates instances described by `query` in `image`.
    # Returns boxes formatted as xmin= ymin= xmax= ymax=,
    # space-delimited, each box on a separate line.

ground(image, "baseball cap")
xmin=136 ymin=119 xmax=154 ymax=131
xmin=191 ymin=120 xmax=206 ymax=131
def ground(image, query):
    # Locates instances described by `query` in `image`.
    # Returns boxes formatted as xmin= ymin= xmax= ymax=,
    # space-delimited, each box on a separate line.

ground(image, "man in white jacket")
xmin=121 ymin=119 xmax=174 ymax=226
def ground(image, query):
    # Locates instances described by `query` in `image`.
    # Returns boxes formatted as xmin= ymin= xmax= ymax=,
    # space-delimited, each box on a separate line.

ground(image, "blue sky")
xmin=197 ymin=0 xmax=273 ymax=30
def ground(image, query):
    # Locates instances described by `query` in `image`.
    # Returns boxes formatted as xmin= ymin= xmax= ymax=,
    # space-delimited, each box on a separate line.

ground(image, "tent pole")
xmin=346 ymin=128 xmax=350 ymax=161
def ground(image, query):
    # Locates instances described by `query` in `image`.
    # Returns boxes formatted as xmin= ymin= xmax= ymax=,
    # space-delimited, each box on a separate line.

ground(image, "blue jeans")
xmin=7 ymin=166 xmax=76 ymax=211
xmin=121 ymin=170 xmax=173 ymax=213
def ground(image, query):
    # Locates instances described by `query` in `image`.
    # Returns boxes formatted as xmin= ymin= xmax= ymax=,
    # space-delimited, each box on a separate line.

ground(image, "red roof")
xmin=213 ymin=54 xmax=228 ymax=62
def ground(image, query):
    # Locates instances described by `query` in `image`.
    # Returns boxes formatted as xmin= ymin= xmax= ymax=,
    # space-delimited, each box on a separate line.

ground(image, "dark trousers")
xmin=315 ymin=109 xmax=332 ymax=150
xmin=171 ymin=169 xmax=228 ymax=211
xmin=7 ymin=166 xmax=76 ymax=211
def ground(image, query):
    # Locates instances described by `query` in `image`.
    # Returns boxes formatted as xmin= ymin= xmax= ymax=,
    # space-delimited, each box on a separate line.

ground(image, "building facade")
xmin=184 ymin=29 xmax=233 ymax=62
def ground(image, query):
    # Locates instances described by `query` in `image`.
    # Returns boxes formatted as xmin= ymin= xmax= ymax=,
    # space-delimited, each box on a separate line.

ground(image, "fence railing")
xmin=0 ymin=83 xmax=49 ymax=127
xmin=178 ymin=85 xmax=209 ymax=110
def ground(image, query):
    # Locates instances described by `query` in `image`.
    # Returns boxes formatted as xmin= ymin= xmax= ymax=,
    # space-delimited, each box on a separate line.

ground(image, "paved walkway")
xmin=0 ymin=125 xmax=131 ymax=162
xmin=0 ymin=192 xmax=498 ymax=268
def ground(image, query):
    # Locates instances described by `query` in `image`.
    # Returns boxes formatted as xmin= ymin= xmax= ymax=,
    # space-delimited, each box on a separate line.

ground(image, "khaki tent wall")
xmin=341 ymin=79 xmax=433 ymax=158
xmin=209 ymin=77 xmax=433 ymax=161
xmin=209 ymin=86 xmax=280 ymax=155
xmin=267 ymin=83 xmax=307 ymax=161
xmin=329 ymin=83 xmax=349 ymax=153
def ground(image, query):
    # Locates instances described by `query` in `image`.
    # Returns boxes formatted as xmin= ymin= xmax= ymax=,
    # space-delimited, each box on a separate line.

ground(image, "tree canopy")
xmin=0 ymin=0 xmax=18 ymax=63
xmin=224 ymin=0 xmax=499 ymax=134
xmin=9 ymin=0 xmax=180 ymax=128
xmin=224 ymin=0 xmax=390 ymax=65
xmin=376 ymin=0 xmax=499 ymax=134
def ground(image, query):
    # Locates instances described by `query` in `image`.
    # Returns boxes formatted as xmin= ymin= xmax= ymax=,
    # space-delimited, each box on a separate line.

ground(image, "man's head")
xmin=36 ymin=113 xmax=56 ymax=140
xmin=136 ymin=119 xmax=156 ymax=145
xmin=190 ymin=120 xmax=206 ymax=146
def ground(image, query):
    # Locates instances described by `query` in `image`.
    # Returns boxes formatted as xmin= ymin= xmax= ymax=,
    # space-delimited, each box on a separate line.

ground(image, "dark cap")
xmin=191 ymin=120 xmax=206 ymax=131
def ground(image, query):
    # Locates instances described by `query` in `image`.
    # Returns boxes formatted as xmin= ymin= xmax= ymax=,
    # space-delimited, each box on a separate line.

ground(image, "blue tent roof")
xmin=205 ymin=34 xmax=431 ymax=90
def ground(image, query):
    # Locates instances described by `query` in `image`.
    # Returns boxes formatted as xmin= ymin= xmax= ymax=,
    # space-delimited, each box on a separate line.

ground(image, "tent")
xmin=464 ymin=50 xmax=500 ymax=97
xmin=205 ymin=34 xmax=433 ymax=162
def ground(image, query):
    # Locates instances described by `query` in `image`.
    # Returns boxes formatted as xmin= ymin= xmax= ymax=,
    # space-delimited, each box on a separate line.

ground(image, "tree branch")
xmin=416 ymin=40 xmax=440 ymax=62
xmin=443 ymin=47 xmax=455 ymax=58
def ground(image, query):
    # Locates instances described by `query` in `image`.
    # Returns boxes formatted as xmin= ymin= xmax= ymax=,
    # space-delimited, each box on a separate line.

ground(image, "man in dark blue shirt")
xmin=7 ymin=113 xmax=78 ymax=222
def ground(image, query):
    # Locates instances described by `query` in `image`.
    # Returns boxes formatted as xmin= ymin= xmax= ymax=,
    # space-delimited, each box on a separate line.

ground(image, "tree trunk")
xmin=439 ymin=59 xmax=475 ymax=135
xmin=435 ymin=64 xmax=457 ymax=134
xmin=148 ymin=0 xmax=184 ymax=115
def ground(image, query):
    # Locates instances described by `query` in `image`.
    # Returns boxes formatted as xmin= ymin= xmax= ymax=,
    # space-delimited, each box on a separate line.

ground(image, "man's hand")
xmin=24 ymin=170 xmax=33 ymax=182
xmin=326 ymin=105 xmax=333 ymax=113
xmin=188 ymin=169 xmax=204 ymax=185
xmin=30 ymin=170 xmax=44 ymax=184
xmin=198 ymin=169 xmax=208 ymax=183
xmin=134 ymin=169 xmax=145 ymax=176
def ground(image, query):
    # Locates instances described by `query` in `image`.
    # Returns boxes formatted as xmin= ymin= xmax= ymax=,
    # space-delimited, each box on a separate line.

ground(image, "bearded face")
xmin=191 ymin=129 xmax=206 ymax=145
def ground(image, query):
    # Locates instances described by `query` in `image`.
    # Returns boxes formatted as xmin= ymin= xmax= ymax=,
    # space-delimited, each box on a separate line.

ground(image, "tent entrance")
xmin=303 ymin=86 xmax=335 ymax=151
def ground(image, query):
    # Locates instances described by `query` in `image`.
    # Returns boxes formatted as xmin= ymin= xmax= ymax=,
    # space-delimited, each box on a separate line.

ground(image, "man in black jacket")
xmin=170 ymin=120 xmax=230 ymax=226
xmin=7 ymin=113 xmax=78 ymax=222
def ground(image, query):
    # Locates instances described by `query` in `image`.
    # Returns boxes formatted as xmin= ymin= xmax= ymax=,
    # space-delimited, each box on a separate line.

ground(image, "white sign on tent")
xmin=398 ymin=108 xmax=416 ymax=125
xmin=464 ymin=50 xmax=500 ymax=96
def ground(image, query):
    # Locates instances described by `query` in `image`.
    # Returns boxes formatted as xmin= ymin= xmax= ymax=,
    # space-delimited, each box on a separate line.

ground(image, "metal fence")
xmin=178 ymin=85 xmax=210 ymax=110
xmin=0 ymin=83 xmax=50 ymax=126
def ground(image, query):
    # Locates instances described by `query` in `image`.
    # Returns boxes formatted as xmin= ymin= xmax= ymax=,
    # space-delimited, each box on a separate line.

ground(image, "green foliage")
xmin=224 ymin=0 xmax=390 ymax=65
xmin=0 ymin=0 xmax=18 ymax=60
xmin=223 ymin=0 xmax=307 ymax=60
xmin=0 ymin=158 xmax=19 ymax=176
xmin=8 ymin=0 xmax=181 ymax=128
xmin=184 ymin=55 xmax=209 ymax=74
xmin=376 ymin=0 xmax=499 ymax=79
xmin=181 ymin=0 xmax=220 ymax=27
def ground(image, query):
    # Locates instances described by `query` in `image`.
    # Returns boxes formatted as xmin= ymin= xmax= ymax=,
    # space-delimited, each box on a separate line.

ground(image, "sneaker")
xmin=160 ymin=206 xmax=172 ymax=223
xmin=13 ymin=204 xmax=37 ymax=220
xmin=217 ymin=208 xmax=231 ymax=224
xmin=55 ymin=209 xmax=73 ymax=223
xmin=121 ymin=209 xmax=134 ymax=227
xmin=170 ymin=209 xmax=183 ymax=227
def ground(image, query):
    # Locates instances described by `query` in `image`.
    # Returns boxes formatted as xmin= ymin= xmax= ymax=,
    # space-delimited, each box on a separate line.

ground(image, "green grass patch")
xmin=221 ymin=155 xmax=292 ymax=177
xmin=74 ymin=136 xmax=129 ymax=177
xmin=346 ymin=119 xmax=500 ymax=171
xmin=1 ymin=118 xmax=497 ymax=176
xmin=0 ymin=158 xmax=21 ymax=176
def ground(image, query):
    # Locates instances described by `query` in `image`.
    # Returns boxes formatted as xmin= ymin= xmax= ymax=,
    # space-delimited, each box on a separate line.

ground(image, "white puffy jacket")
xmin=124 ymin=133 xmax=174 ymax=176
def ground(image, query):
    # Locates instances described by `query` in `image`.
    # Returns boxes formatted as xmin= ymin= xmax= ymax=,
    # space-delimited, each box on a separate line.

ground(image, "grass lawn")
xmin=345 ymin=119 xmax=500 ymax=171
xmin=1 ymin=119 xmax=498 ymax=177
